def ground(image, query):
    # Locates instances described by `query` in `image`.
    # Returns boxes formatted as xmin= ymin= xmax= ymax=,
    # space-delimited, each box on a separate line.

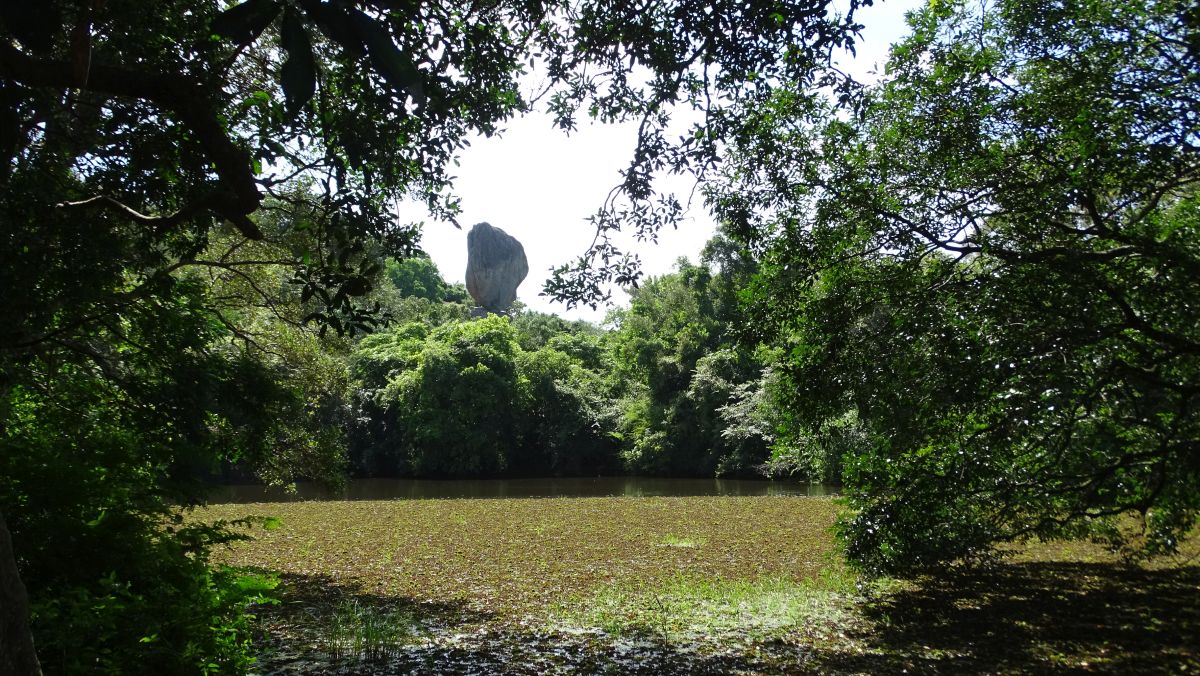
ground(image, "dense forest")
xmin=261 ymin=240 xmax=819 ymax=483
xmin=1 ymin=0 xmax=1195 ymax=672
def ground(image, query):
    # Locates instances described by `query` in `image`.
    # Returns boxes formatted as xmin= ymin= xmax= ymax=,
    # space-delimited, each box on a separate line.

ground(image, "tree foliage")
xmin=712 ymin=0 xmax=1200 ymax=574
xmin=389 ymin=316 xmax=528 ymax=476
xmin=605 ymin=248 xmax=772 ymax=476
xmin=384 ymin=256 xmax=462 ymax=303
xmin=0 ymin=282 xmax=287 ymax=672
xmin=348 ymin=252 xmax=787 ymax=479
xmin=350 ymin=314 xmax=618 ymax=477
xmin=0 ymin=0 xmax=864 ymax=667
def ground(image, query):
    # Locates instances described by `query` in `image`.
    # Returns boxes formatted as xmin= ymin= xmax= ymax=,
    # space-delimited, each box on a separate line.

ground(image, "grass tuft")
xmin=317 ymin=600 xmax=418 ymax=661
xmin=658 ymin=533 xmax=705 ymax=548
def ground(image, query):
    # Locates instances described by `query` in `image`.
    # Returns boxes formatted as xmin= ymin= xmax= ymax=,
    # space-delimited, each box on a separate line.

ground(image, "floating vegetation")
xmin=200 ymin=496 xmax=1199 ymax=674
xmin=203 ymin=496 xmax=841 ymax=618
xmin=552 ymin=571 xmax=856 ymax=643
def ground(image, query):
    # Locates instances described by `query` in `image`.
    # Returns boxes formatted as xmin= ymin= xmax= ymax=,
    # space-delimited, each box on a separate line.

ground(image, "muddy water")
xmin=209 ymin=476 xmax=835 ymax=503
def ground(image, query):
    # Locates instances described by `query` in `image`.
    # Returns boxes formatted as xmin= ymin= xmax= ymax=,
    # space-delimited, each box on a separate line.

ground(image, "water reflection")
xmin=209 ymin=477 xmax=836 ymax=503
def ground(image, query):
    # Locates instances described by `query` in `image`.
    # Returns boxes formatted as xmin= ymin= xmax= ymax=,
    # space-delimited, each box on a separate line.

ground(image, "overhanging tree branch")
xmin=0 ymin=43 xmax=263 ymax=239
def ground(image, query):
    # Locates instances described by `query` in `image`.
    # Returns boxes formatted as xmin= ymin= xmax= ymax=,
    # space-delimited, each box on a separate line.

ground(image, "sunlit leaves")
xmin=717 ymin=0 xmax=1200 ymax=575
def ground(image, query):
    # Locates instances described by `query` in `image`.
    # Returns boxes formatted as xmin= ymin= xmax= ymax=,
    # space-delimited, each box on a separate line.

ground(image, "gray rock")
xmin=465 ymin=222 xmax=528 ymax=313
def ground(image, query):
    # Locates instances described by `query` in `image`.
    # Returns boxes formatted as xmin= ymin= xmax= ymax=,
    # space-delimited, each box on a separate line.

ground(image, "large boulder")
xmin=465 ymin=222 xmax=528 ymax=313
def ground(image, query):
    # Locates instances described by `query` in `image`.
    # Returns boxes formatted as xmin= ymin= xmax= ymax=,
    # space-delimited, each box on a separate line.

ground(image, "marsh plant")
xmin=556 ymin=568 xmax=857 ymax=643
xmin=659 ymin=534 xmax=706 ymax=548
xmin=318 ymin=600 xmax=418 ymax=661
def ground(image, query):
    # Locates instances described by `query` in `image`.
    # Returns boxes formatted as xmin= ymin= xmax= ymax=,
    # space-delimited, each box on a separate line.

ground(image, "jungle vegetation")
xmin=0 ymin=0 xmax=1195 ymax=671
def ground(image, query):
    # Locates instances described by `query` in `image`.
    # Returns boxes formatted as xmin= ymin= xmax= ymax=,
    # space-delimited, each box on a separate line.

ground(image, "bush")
xmin=1 ymin=380 xmax=277 ymax=674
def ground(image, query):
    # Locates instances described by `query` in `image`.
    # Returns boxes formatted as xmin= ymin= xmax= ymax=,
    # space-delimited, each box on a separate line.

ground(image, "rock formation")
xmin=465 ymin=222 xmax=528 ymax=314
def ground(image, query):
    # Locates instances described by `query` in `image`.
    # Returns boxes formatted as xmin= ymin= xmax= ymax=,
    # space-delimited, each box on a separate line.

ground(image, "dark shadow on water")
xmin=808 ymin=562 xmax=1200 ymax=675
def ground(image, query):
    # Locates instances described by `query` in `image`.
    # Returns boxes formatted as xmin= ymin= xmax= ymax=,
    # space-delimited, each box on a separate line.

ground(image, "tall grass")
xmin=317 ymin=600 xmax=418 ymax=660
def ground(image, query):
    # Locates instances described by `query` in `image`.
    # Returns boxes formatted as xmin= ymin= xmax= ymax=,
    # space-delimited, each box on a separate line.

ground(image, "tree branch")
xmin=55 ymin=195 xmax=210 ymax=233
xmin=0 ymin=43 xmax=263 ymax=239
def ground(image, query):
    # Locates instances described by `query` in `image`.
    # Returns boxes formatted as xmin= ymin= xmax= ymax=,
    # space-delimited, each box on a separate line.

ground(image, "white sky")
xmin=404 ymin=0 xmax=922 ymax=323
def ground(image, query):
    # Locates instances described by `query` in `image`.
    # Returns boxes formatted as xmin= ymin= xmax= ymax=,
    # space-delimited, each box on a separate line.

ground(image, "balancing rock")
xmin=465 ymin=222 xmax=528 ymax=313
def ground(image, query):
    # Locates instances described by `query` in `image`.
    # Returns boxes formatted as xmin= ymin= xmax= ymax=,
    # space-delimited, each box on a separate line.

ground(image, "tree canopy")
xmin=710 ymin=0 xmax=1200 ymax=574
xmin=0 ymin=0 xmax=863 ymax=671
xmin=6 ymin=0 xmax=1195 ymax=669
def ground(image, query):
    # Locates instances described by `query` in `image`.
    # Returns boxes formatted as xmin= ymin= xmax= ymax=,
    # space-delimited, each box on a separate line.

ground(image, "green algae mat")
xmin=201 ymin=496 xmax=1199 ymax=674
xmin=206 ymin=496 xmax=839 ymax=616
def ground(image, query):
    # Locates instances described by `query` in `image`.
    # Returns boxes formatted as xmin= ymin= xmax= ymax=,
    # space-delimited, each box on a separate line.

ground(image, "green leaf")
xmin=280 ymin=8 xmax=316 ymax=117
xmin=212 ymin=0 xmax=281 ymax=44
xmin=307 ymin=3 xmax=365 ymax=58
xmin=264 ymin=138 xmax=288 ymax=157
xmin=342 ymin=276 xmax=371 ymax=297
xmin=348 ymin=9 xmax=427 ymax=107
xmin=262 ymin=516 xmax=283 ymax=530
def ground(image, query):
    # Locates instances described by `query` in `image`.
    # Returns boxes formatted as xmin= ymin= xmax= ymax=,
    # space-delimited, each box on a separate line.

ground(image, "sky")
xmin=402 ymin=0 xmax=923 ymax=324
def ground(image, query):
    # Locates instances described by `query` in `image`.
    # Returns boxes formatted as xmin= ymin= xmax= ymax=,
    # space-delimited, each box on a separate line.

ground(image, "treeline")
xmin=6 ymin=0 xmax=1194 ymax=670
xmin=264 ymin=234 xmax=842 ymax=482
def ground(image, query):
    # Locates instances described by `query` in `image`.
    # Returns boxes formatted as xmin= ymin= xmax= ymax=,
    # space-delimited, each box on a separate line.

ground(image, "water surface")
xmin=210 ymin=476 xmax=835 ymax=503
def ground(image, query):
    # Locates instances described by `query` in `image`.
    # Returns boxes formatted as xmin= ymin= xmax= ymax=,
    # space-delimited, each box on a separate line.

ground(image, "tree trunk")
xmin=0 ymin=508 xmax=41 ymax=675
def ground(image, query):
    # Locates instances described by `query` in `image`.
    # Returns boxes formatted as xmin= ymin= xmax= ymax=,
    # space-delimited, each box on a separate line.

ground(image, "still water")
xmin=209 ymin=476 xmax=835 ymax=503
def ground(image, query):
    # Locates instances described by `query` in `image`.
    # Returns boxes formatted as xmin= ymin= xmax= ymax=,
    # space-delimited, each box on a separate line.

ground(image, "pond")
xmin=209 ymin=476 xmax=835 ymax=503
